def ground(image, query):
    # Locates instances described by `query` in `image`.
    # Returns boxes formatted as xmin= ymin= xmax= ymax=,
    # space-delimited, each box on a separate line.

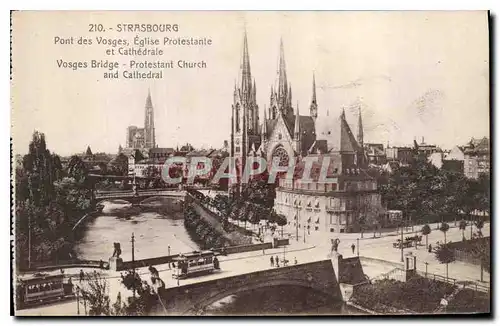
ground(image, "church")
xmin=125 ymin=89 xmax=156 ymax=150
xmin=229 ymin=30 xmax=384 ymax=234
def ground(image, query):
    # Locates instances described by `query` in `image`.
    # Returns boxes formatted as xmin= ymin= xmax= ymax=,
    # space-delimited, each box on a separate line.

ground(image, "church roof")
xmin=284 ymin=114 xmax=316 ymax=154
xmin=316 ymin=111 xmax=361 ymax=153
xmin=308 ymin=140 xmax=329 ymax=154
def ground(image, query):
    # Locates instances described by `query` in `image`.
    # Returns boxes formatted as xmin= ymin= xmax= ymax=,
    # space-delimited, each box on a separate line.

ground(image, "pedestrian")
xmin=270 ymin=256 xmax=274 ymax=267
xmin=149 ymin=265 xmax=159 ymax=278
xmin=351 ymin=243 xmax=355 ymax=254
xmin=294 ymin=257 xmax=298 ymax=265
xmin=428 ymin=244 xmax=432 ymax=253
xmin=275 ymin=255 xmax=279 ymax=266
xmin=276 ymin=259 xmax=280 ymax=268
xmin=79 ymin=269 xmax=84 ymax=282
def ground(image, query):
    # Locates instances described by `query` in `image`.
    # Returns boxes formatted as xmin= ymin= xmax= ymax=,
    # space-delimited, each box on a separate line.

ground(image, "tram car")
xmin=172 ymin=250 xmax=220 ymax=279
xmin=16 ymin=273 xmax=74 ymax=309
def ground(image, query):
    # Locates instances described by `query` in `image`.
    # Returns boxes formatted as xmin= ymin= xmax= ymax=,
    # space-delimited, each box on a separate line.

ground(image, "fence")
xmin=416 ymin=270 xmax=490 ymax=294
xmin=369 ymin=266 xmax=489 ymax=295
xmin=371 ymin=267 xmax=406 ymax=282
xmin=22 ymin=259 xmax=108 ymax=272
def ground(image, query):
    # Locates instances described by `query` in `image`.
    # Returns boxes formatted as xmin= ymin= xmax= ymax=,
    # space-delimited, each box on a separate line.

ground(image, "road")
xmin=17 ymin=222 xmax=490 ymax=316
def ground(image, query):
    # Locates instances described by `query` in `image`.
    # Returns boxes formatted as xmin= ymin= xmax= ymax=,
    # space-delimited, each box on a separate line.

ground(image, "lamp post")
xmin=294 ymin=201 xmax=300 ymax=242
xmin=303 ymin=225 xmax=306 ymax=243
xmin=424 ymin=262 xmax=429 ymax=278
xmin=356 ymin=238 xmax=359 ymax=257
xmin=76 ymin=286 xmax=80 ymax=315
xmin=400 ymin=221 xmax=404 ymax=263
xmin=131 ymin=233 xmax=136 ymax=299
xmin=28 ymin=213 xmax=31 ymax=270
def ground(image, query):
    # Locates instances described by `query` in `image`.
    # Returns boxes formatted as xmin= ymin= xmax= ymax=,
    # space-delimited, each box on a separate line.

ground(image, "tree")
xmin=459 ymin=219 xmax=468 ymax=241
xmin=86 ymin=146 xmax=93 ymax=157
xmin=358 ymin=215 xmax=366 ymax=239
xmin=120 ymin=270 xmax=159 ymax=315
xmin=274 ymin=213 xmax=287 ymax=238
xmin=439 ymin=222 xmax=450 ymax=244
xmin=67 ymin=155 xmax=88 ymax=183
xmin=110 ymin=153 xmax=129 ymax=176
xmin=78 ymin=271 xmax=111 ymax=316
xmin=474 ymin=217 xmax=485 ymax=238
xmin=421 ymin=224 xmax=431 ymax=249
xmin=475 ymin=240 xmax=490 ymax=282
xmin=434 ymin=244 xmax=456 ymax=280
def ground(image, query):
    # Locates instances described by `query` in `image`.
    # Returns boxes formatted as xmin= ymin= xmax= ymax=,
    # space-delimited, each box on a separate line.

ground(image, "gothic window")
xmin=272 ymin=146 xmax=289 ymax=167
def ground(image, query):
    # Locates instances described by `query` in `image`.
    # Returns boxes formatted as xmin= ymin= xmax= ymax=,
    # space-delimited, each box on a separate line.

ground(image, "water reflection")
xmin=203 ymin=285 xmax=366 ymax=315
xmin=75 ymin=199 xmax=199 ymax=262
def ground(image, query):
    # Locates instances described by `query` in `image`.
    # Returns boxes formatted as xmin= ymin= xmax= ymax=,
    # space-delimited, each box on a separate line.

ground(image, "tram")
xmin=172 ymin=250 xmax=220 ymax=279
xmin=16 ymin=273 xmax=74 ymax=308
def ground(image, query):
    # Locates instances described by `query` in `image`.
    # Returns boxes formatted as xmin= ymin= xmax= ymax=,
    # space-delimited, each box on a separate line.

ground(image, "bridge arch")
xmin=185 ymin=277 xmax=335 ymax=315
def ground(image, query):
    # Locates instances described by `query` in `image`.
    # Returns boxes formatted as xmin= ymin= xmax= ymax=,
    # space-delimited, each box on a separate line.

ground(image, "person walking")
xmin=351 ymin=243 xmax=355 ymax=254
xmin=294 ymin=257 xmax=298 ymax=265
xmin=270 ymin=256 xmax=274 ymax=267
xmin=275 ymin=255 xmax=279 ymax=266
xmin=79 ymin=269 xmax=85 ymax=283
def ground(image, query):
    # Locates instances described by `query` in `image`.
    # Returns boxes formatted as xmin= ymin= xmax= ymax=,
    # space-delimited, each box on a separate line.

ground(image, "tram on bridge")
xmin=172 ymin=250 xmax=220 ymax=279
xmin=16 ymin=273 xmax=74 ymax=309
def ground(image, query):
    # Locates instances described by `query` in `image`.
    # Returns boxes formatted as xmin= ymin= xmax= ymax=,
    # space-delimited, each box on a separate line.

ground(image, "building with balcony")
xmin=385 ymin=146 xmax=413 ymax=165
xmin=463 ymin=137 xmax=490 ymax=179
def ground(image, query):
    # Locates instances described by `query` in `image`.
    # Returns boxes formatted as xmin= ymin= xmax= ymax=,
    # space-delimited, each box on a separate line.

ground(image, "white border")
xmin=3 ymin=1 xmax=498 ymax=326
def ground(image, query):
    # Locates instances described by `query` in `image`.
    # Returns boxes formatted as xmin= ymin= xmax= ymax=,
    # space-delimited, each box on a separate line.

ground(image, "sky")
xmin=11 ymin=11 xmax=489 ymax=156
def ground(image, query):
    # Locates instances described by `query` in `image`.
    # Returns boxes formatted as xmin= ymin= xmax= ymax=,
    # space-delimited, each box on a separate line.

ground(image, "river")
xmin=74 ymin=199 xmax=198 ymax=262
xmin=75 ymin=199 xmax=365 ymax=316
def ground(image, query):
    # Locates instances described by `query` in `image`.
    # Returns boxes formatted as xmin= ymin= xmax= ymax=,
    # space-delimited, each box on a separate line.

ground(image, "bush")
xmin=353 ymin=277 xmax=456 ymax=313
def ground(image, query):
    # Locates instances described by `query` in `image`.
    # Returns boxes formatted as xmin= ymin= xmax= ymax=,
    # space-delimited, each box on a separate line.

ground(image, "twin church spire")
xmin=231 ymin=29 xmax=321 ymax=156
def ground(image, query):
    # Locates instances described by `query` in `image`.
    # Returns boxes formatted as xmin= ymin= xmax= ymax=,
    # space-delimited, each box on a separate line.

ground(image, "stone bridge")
xmin=94 ymin=189 xmax=186 ymax=206
xmin=154 ymin=259 xmax=342 ymax=315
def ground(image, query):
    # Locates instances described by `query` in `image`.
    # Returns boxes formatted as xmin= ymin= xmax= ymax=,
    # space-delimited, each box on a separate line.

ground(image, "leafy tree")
xmin=421 ymin=224 xmax=431 ymax=249
xmin=439 ymin=222 xmax=450 ymax=244
xmin=358 ymin=215 xmax=366 ymax=239
xmin=109 ymin=153 xmax=129 ymax=176
xmin=475 ymin=240 xmax=490 ymax=282
xmin=77 ymin=271 xmax=111 ymax=316
xmin=67 ymin=155 xmax=88 ymax=183
xmin=434 ymin=244 xmax=456 ymax=280
xmin=474 ymin=217 xmax=485 ymax=238
xmin=274 ymin=213 xmax=287 ymax=238
xmin=459 ymin=219 xmax=468 ymax=241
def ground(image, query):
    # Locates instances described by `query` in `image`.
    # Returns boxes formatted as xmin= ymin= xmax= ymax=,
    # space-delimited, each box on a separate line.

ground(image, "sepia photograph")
xmin=10 ymin=10 xmax=490 ymax=316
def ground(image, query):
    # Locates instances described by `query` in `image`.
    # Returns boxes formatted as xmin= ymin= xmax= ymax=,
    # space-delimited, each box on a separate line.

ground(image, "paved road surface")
xmin=17 ymin=222 xmax=490 ymax=316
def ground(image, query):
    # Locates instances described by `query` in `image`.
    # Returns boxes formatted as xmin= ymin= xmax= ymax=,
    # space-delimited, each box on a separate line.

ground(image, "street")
xmin=17 ymin=222 xmax=490 ymax=316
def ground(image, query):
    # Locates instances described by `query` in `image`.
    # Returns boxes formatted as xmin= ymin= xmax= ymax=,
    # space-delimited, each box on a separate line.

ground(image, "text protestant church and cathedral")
xmin=229 ymin=30 xmax=384 ymax=234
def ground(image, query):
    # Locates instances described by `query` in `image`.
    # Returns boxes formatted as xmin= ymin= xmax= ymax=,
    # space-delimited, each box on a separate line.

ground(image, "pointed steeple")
xmin=262 ymin=105 xmax=268 ymax=137
xmin=312 ymin=74 xmax=317 ymax=103
xmin=253 ymin=79 xmax=257 ymax=102
xmin=288 ymin=83 xmax=292 ymax=108
xmin=240 ymin=29 xmax=252 ymax=99
xmin=277 ymin=38 xmax=288 ymax=111
xmin=310 ymin=73 xmax=318 ymax=119
xmin=294 ymin=102 xmax=301 ymax=139
xmin=357 ymin=106 xmax=364 ymax=148
xmin=146 ymin=88 xmax=153 ymax=108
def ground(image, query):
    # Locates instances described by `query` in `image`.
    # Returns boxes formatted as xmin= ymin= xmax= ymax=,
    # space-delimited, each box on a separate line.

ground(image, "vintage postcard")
xmin=11 ymin=11 xmax=490 ymax=316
